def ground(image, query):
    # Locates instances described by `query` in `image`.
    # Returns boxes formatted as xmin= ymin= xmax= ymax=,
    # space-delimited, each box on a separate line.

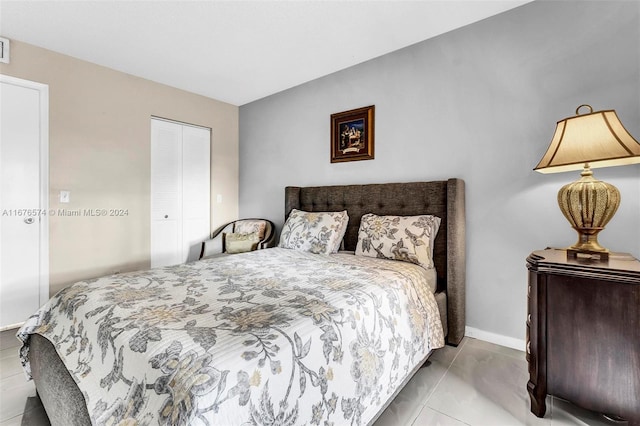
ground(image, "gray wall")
xmin=239 ymin=1 xmax=640 ymax=344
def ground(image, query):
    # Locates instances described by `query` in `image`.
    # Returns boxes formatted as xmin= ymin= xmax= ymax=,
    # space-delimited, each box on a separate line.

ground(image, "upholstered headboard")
xmin=284 ymin=179 xmax=466 ymax=345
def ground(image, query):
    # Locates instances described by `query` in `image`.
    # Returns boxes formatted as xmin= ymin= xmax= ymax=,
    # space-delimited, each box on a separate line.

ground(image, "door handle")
xmin=24 ymin=217 xmax=35 ymax=224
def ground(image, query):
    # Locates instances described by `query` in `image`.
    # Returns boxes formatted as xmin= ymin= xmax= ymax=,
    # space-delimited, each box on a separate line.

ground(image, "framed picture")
xmin=330 ymin=105 xmax=375 ymax=163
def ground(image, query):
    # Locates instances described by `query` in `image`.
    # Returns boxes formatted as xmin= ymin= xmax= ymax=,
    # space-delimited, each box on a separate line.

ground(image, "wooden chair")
xmin=199 ymin=218 xmax=275 ymax=259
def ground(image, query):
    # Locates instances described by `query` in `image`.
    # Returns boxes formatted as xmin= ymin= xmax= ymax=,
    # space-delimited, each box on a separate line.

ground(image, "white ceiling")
xmin=0 ymin=0 xmax=531 ymax=106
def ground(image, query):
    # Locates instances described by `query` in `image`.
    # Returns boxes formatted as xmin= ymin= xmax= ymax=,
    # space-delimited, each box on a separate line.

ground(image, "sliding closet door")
xmin=181 ymin=126 xmax=210 ymax=262
xmin=151 ymin=120 xmax=183 ymax=267
xmin=151 ymin=119 xmax=210 ymax=268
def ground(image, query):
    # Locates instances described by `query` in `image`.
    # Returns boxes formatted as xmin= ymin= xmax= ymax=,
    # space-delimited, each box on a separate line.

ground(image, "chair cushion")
xmin=224 ymin=232 xmax=260 ymax=254
xmin=234 ymin=220 xmax=267 ymax=239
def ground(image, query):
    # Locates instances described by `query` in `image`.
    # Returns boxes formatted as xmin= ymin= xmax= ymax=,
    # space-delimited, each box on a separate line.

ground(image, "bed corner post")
xmin=446 ymin=178 xmax=466 ymax=346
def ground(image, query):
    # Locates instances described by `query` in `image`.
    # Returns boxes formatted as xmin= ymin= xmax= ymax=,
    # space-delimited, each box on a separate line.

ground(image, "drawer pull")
xmin=526 ymin=341 xmax=531 ymax=355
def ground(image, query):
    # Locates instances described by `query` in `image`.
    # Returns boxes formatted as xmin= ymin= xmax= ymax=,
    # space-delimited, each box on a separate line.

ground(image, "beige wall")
xmin=0 ymin=40 xmax=239 ymax=296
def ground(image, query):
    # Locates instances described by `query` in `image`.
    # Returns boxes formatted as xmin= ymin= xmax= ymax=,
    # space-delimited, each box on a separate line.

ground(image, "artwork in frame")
xmin=330 ymin=105 xmax=375 ymax=163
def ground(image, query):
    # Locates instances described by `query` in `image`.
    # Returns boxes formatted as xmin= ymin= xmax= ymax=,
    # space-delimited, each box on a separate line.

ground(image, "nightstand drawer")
xmin=546 ymin=274 xmax=640 ymax=415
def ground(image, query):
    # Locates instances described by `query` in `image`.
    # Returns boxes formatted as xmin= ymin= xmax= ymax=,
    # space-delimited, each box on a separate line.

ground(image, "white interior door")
xmin=0 ymin=76 xmax=49 ymax=330
xmin=151 ymin=118 xmax=210 ymax=268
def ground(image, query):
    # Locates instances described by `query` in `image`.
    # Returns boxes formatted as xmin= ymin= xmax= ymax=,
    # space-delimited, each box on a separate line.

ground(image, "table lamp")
xmin=534 ymin=104 xmax=640 ymax=260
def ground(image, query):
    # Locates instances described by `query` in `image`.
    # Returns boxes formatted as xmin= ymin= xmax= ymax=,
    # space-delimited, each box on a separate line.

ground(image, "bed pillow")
xmin=225 ymin=232 xmax=260 ymax=254
xmin=278 ymin=209 xmax=349 ymax=255
xmin=355 ymin=213 xmax=441 ymax=269
xmin=234 ymin=220 xmax=267 ymax=239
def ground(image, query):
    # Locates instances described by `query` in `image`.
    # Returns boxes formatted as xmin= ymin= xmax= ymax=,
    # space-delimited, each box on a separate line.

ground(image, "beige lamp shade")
xmin=534 ymin=105 xmax=640 ymax=258
xmin=535 ymin=105 xmax=640 ymax=173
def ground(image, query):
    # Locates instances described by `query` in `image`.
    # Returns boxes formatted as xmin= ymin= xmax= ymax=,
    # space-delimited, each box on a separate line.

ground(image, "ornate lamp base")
xmin=557 ymin=164 xmax=620 ymax=255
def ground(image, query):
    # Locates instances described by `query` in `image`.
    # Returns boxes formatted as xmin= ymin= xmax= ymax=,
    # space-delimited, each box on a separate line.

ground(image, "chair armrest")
xmin=258 ymin=229 xmax=276 ymax=249
xmin=200 ymin=237 xmax=223 ymax=259
xmin=256 ymin=220 xmax=276 ymax=249
xmin=200 ymin=223 xmax=234 ymax=259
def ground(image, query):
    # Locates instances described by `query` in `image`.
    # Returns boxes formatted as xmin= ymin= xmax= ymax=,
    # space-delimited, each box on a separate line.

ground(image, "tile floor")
xmin=0 ymin=329 xmax=630 ymax=426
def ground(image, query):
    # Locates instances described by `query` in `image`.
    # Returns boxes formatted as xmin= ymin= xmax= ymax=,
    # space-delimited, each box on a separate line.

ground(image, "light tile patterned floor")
xmin=0 ymin=329 xmax=630 ymax=426
xmin=375 ymin=338 xmax=628 ymax=426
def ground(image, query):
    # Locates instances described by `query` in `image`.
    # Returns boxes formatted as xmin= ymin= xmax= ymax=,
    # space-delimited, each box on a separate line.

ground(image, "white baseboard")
xmin=465 ymin=326 xmax=526 ymax=352
xmin=0 ymin=321 xmax=24 ymax=332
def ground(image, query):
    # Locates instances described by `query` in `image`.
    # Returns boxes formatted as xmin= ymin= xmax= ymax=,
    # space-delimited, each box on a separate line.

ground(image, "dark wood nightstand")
xmin=526 ymin=249 xmax=640 ymax=425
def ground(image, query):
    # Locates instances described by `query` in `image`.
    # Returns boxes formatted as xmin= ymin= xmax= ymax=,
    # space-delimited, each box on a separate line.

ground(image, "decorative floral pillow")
xmin=225 ymin=232 xmax=260 ymax=254
xmin=234 ymin=220 xmax=267 ymax=240
xmin=278 ymin=209 xmax=349 ymax=255
xmin=355 ymin=213 xmax=441 ymax=269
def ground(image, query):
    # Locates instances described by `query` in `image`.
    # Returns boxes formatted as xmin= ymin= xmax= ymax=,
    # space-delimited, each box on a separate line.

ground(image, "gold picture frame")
xmin=330 ymin=105 xmax=375 ymax=163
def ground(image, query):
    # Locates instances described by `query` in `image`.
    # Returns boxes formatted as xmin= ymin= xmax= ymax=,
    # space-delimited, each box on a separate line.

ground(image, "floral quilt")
xmin=18 ymin=248 xmax=444 ymax=426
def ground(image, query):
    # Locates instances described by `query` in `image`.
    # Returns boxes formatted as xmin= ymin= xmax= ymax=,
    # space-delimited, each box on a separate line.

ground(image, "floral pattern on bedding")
xmin=278 ymin=209 xmax=348 ymax=254
xmin=355 ymin=214 xmax=441 ymax=270
xmin=17 ymin=248 xmax=443 ymax=426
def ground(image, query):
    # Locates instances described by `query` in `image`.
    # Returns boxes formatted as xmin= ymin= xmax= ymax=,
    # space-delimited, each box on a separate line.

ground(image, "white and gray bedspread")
xmin=17 ymin=248 xmax=444 ymax=425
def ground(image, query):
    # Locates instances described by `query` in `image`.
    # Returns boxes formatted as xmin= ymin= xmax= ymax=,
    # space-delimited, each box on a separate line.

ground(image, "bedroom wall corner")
xmin=0 ymin=40 xmax=240 ymax=296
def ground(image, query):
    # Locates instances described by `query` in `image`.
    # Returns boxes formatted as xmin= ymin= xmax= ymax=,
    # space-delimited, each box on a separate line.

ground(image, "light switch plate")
xmin=0 ymin=37 xmax=9 ymax=64
xmin=59 ymin=190 xmax=70 ymax=203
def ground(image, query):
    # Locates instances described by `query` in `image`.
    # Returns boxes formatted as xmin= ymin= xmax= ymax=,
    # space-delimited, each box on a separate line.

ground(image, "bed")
xmin=18 ymin=179 xmax=465 ymax=426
